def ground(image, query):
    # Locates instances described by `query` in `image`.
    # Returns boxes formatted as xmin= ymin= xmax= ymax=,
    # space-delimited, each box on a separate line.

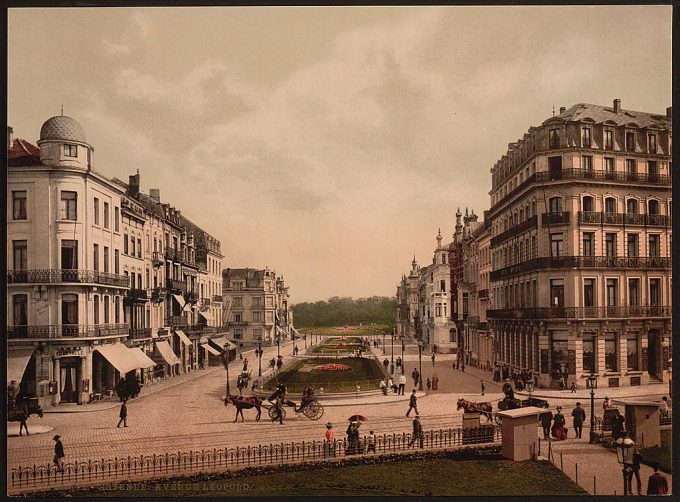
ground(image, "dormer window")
xmin=64 ymin=144 xmax=78 ymax=157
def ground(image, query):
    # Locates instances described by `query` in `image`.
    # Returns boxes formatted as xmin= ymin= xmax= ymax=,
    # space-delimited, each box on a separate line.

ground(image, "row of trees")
xmin=292 ymin=296 xmax=397 ymax=327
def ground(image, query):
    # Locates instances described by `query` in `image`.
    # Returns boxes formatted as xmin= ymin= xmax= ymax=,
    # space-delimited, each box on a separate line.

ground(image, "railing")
xmin=541 ymin=211 xmax=570 ymax=225
xmin=7 ymin=269 xmax=129 ymax=287
xmin=212 ymin=295 xmax=223 ymax=303
xmin=478 ymin=289 xmax=490 ymax=300
xmin=535 ymin=168 xmax=670 ymax=185
xmin=184 ymin=325 xmax=218 ymax=335
xmin=659 ymin=410 xmax=672 ymax=427
xmin=167 ymin=279 xmax=187 ymax=293
xmin=490 ymin=256 xmax=671 ymax=280
xmin=201 ymin=298 xmax=211 ymax=306
xmin=126 ymin=289 xmax=149 ymax=302
xmin=169 ymin=316 xmax=187 ymax=327
xmin=164 ymin=247 xmax=179 ymax=261
xmin=646 ymin=214 xmax=671 ymax=226
xmin=623 ymin=213 xmax=645 ymax=226
xmin=486 ymin=305 xmax=670 ymax=320
xmin=576 ymin=211 xmax=669 ymax=226
xmin=152 ymin=252 xmax=164 ymax=267
xmin=9 ymin=426 xmax=501 ymax=491
xmin=129 ymin=328 xmax=152 ymax=339
xmin=186 ymin=291 xmax=199 ymax=303
xmin=8 ymin=324 xmax=130 ymax=339
xmin=490 ymin=215 xmax=537 ymax=247
xmin=151 ymin=288 xmax=167 ymax=303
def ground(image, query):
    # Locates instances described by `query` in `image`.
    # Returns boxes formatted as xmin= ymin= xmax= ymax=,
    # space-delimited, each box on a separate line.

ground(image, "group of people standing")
xmin=538 ymin=403 xmax=586 ymax=441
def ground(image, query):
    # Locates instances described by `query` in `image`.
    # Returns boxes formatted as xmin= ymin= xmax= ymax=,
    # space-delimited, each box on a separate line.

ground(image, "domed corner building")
xmin=7 ymin=115 xmax=156 ymax=407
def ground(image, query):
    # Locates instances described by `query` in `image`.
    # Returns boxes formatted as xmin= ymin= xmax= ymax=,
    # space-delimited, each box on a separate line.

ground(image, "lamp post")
xmin=292 ymin=330 xmax=296 ymax=356
xmin=221 ymin=349 xmax=231 ymax=396
xmin=277 ymin=335 xmax=280 ymax=357
xmin=418 ymin=341 xmax=423 ymax=391
xmin=526 ymin=380 xmax=534 ymax=402
xmin=304 ymin=334 xmax=307 ymax=349
xmin=382 ymin=330 xmax=386 ymax=355
xmin=615 ymin=435 xmax=635 ymax=495
xmin=401 ymin=337 xmax=405 ymax=375
xmin=256 ymin=342 xmax=263 ymax=377
xmin=587 ymin=373 xmax=597 ymax=444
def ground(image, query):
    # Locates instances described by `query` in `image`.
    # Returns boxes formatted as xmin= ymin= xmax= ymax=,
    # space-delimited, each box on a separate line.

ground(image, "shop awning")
xmin=208 ymin=336 xmax=236 ymax=352
xmin=182 ymin=302 xmax=193 ymax=313
xmin=95 ymin=343 xmax=149 ymax=375
xmin=171 ymin=294 xmax=185 ymax=308
xmin=198 ymin=310 xmax=213 ymax=321
xmin=175 ymin=330 xmax=192 ymax=346
xmin=275 ymin=325 xmax=286 ymax=335
xmin=8 ymin=348 xmax=35 ymax=383
xmin=154 ymin=340 xmax=182 ymax=365
xmin=128 ymin=347 xmax=157 ymax=369
xmin=201 ymin=343 xmax=221 ymax=356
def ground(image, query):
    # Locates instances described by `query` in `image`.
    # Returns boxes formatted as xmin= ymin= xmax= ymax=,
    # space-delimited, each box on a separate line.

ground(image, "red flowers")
xmin=311 ymin=363 xmax=352 ymax=372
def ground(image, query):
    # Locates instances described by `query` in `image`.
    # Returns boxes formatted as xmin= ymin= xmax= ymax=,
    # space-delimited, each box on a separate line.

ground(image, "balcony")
xmin=201 ymin=298 xmax=211 ymax=307
xmin=7 ymin=269 xmax=129 ymax=288
xmin=165 ymin=247 xmax=179 ymax=261
xmin=8 ymin=323 xmax=130 ymax=339
xmin=478 ymin=289 xmax=490 ymax=300
xmin=151 ymin=287 xmax=167 ymax=303
xmin=125 ymin=289 xmax=149 ymax=303
xmin=152 ymin=251 xmax=164 ymax=268
xmin=185 ymin=325 xmax=218 ymax=335
xmin=541 ymin=211 xmax=570 ymax=226
xmin=186 ymin=291 xmax=199 ymax=303
xmin=646 ymin=214 xmax=671 ymax=227
xmin=212 ymin=295 xmax=223 ymax=303
xmin=486 ymin=306 xmax=670 ymax=320
xmin=129 ymin=327 xmax=152 ymax=339
xmin=490 ymin=256 xmax=671 ymax=281
xmin=578 ymin=211 xmax=602 ymax=224
xmin=490 ymin=215 xmax=538 ymax=247
xmin=623 ymin=213 xmax=645 ymax=226
xmin=169 ymin=315 xmax=187 ymax=327
xmin=167 ymin=279 xmax=187 ymax=293
xmin=535 ymin=168 xmax=670 ymax=185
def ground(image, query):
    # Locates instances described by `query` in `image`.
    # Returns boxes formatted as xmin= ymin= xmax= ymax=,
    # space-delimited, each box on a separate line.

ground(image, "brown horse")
xmin=224 ymin=394 xmax=263 ymax=422
xmin=8 ymin=400 xmax=44 ymax=436
xmin=456 ymin=398 xmax=493 ymax=423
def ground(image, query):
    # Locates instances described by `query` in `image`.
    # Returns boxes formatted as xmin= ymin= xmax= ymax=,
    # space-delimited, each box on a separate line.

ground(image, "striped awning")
xmin=8 ymin=348 xmax=35 ymax=383
xmin=175 ymin=330 xmax=192 ymax=346
xmin=154 ymin=340 xmax=181 ymax=365
xmin=96 ymin=343 xmax=154 ymax=375
xmin=198 ymin=310 xmax=213 ymax=321
xmin=171 ymin=294 xmax=185 ymax=308
xmin=201 ymin=343 xmax=221 ymax=356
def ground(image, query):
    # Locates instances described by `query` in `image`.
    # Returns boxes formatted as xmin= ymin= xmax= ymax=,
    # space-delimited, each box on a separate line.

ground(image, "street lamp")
xmin=221 ymin=349 xmax=231 ymax=397
xmin=526 ymin=380 xmax=534 ymax=402
xmin=292 ymin=330 xmax=296 ymax=356
xmin=418 ymin=341 xmax=423 ymax=391
xmin=304 ymin=334 xmax=307 ymax=349
xmin=401 ymin=337 xmax=405 ymax=375
xmin=586 ymin=373 xmax=598 ymax=444
xmin=615 ymin=435 xmax=635 ymax=495
xmin=256 ymin=342 xmax=263 ymax=377
xmin=382 ymin=330 xmax=386 ymax=355
xmin=277 ymin=335 xmax=280 ymax=357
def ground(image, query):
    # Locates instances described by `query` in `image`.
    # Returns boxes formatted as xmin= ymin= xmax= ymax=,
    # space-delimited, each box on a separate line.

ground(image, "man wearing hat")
xmin=571 ymin=402 xmax=586 ymax=439
xmin=53 ymin=435 xmax=65 ymax=472
xmin=406 ymin=389 xmax=419 ymax=417
xmin=324 ymin=422 xmax=335 ymax=457
xmin=408 ymin=415 xmax=424 ymax=448
xmin=502 ymin=379 xmax=514 ymax=400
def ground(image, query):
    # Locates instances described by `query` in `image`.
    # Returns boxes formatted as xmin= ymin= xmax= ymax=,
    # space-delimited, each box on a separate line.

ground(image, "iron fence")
xmin=9 ymin=426 xmax=501 ymax=491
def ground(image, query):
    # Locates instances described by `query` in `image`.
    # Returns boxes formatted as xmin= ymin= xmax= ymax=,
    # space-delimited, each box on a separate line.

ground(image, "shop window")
xmin=604 ymin=334 xmax=618 ymax=371
xmin=626 ymin=335 xmax=639 ymax=371
xmin=582 ymin=334 xmax=595 ymax=374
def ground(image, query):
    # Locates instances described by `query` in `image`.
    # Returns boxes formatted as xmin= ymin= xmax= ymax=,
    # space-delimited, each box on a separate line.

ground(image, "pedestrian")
xmin=239 ymin=352 xmax=243 ymax=360
xmin=53 ymin=435 xmax=65 ymax=472
xmin=387 ymin=376 xmax=395 ymax=394
xmin=324 ymin=422 xmax=335 ymax=457
xmin=570 ymin=382 xmax=576 ymax=393
xmin=659 ymin=396 xmax=669 ymax=417
xmin=7 ymin=380 xmax=18 ymax=409
xmin=646 ymin=462 xmax=669 ymax=495
xmin=426 ymin=377 xmax=431 ymax=390
xmin=571 ymin=402 xmax=586 ymax=439
xmin=390 ymin=362 xmax=395 ymax=375
xmin=383 ymin=358 xmax=389 ymax=371
xmin=398 ymin=373 xmax=406 ymax=395
xmin=379 ymin=378 xmax=387 ymax=396
xmin=456 ymin=359 xmax=460 ymax=370
xmin=611 ymin=411 xmax=626 ymax=440
xmin=408 ymin=415 xmax=424 ymax=448
xmin=551 ymin=407 xmax=567 ymax=440
xmin=480 ymin=380 xmax=485 ymax=396
xmin=411 ymin=368 xmax=419 ymax=387
xmin=366 ymin=430 xmax=376 ymax=453
xmin=628 ymin=441 xmax=642 ymax=496
xmin=406 ymin=389 xmax=419 ymax=417
xmin=276 ymin=358 xmax=283 ymax=371
xmin=345 ymin=421 xmax=361 ymax=455
xmin=432 ymin=373 xmax=439 ymax=391
xmin=117 ymin=399 xmax=128 ymax=428
xmin=538 ymin=404 xmax=553 ymax=440
xmin=431 ymin=353 xmax=436 ymax=366
xmin=243 ymin=358 xmax=248 ymax=372
xmin=461 ymin=361 xmax=465 ymax=372
xmin=602 ymin=396 xmax=613 ymax=411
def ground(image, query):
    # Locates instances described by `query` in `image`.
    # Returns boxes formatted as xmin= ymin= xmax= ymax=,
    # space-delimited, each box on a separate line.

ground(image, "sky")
xmin=8 ymin=6 xmax=672 ymax=303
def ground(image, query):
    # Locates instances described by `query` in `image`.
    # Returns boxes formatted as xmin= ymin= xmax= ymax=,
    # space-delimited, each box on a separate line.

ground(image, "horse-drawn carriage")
xmin=224 ymin=384 xmax=324 ymax=422
xmin=457 ymin=396 xmax=550 ymax=425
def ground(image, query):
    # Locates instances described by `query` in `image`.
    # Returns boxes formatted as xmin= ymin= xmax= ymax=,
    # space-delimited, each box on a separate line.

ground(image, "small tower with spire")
xmin=454 ymin=207 xmax=463 ymax=244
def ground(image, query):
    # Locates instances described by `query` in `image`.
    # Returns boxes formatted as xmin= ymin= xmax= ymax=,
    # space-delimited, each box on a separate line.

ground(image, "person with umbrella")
xmin=345 ymin=420 xmax=361 ymax=455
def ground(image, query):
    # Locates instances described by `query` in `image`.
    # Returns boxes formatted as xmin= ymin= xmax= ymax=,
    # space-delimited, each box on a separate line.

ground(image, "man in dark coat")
xmin=406 ymin=389 xmax=419 ymax=417
xmin=502 ymin=379 xmax=514 ymax=400
xmin=538 ymin=404 xmax=553 ymax=439
xmin=611 ymin=412 xmax=626 ymax=440
xmin=53 ymin=435 xmax=65 ymax=472
xmin=117 ymin=399 xmax=128 ymax=428
xmin=646 ymin=462 xmax=669 ymax=495
xmin=411 ymin=368 xmax=420 ymax=387
xmin=571 ymin=402 xmax=586 ymax=439
xmin=408 ymin=415 xmax=424 ymax=448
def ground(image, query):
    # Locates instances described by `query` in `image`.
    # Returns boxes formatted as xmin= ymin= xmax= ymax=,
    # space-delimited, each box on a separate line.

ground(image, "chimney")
xmin=128 ymin=172 xmax=140 ymax=197
xmin=7 ymin=126 xmax=13 ymax=149
xmin=667 ymin=106 xmax=672 ymax=118
xmin=613 ymin=98 xmax=621 ymax=113
xmin=559 ymin=106 xmax=566 ymax=114
xmin=149 ymin=188 xmax=161 ymax=202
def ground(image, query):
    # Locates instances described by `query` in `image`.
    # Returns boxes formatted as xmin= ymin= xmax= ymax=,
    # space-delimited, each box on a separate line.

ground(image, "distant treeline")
xmin=292 ymin=296 xmax=397 ymax=327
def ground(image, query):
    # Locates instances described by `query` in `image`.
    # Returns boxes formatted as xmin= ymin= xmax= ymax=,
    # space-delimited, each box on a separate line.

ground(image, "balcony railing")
xmin=623 ymin=213 xmax=645 ymax=226
xmin=126 ymin=289 xmax=149 ymax=302
xmin=490 ymin=255 xmax=671 ymax=281
xmin=8 ymin=323 xmax=130 ymax=339
xmin=167 ymin=279 xmax=187 ymax=293
xmin=212 ymin=295 xmax=223 ymax=303
xmin=129 ymin=327 xmax=152 ymax=339
xmin=541 ymin=211 xmax=570 ymax=226
xmin=164 ymin=247 xmax=179 ymax=261
xmin=490 ymin=215 xmax=538 ymax=247
xmin=646 ymin=214 xmax=671 ymax=227
xmin=152 ymin=252 xmax=164 ymax=268
xmin=169 ymin=316 xmax=187 ymax=327
xmin=7 ymin=269 xmax=129 ymax=287
xmin=186 ymin=291 xmax=199 ymax=303
xmin=185 ymin=325 xmax=218 ymax=335
xmin=575 ymin=211 xmax=669 ymax=226
xmin=487 ymin=306 xmax=670 ymax=320
xmin=151 ymin=287 xmax=166 ymax=303
xmin=478 ymin=289 xmax=490 ymax=299
xmin=535 ymin=168 xmax=670 ymax=185
xmin=201 ymin=298 xmax=211 ymax=306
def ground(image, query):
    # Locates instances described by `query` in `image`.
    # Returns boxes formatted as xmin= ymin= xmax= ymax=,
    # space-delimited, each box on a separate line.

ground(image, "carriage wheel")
xmin=303 ymin=401 xmax=324 ymax=420
xmin=268 ymin=406 xmax=277 ymax=420
xmin=494 ymin=414 xmax=503 ymax=426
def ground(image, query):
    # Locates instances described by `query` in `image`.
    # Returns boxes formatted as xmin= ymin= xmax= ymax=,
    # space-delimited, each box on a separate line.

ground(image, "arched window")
xmin=648 ymin=199 xmax=659 ymax=215
xmin=582 ymin=196 xmax=594 ymax=212
xmin=604 ymin=197 xmax=617 ymax=213
xmin=626 ymin=199 xmax=639 ymax=214
xmin=548 ymin=197 xmax=562 ymax=213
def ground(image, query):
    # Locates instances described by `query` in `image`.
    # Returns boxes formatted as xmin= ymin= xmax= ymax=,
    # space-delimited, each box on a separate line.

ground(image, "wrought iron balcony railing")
xmin=151 ymin=287 xmax=167 ymax=303
xmin=129 ymin=327 xmax=152 ymax=339
xmin=169 ymin=315 xmax=187 ymax=327
xmin=125 ymin=289 xmax=149 ymax=302
xmin=478 ymin=289 xmax=490 ymax=299
xmin=212 ymin=295 xmax=223 ymax=303
xmin=186 ymin=291 xmax=199 ymax=303
xmin=541 ymin=211 xmax=570 ymax=226
xmin=167 ymin=279 xmax=187 ymax=293
xmin=152 ymin=251 xmax=164 ymax=268
xmin=490 ymin=215 xmax=538 ymax=247
xmin=7 ymin=269 xmax=129 ymax=288
xmin=201 ymin=298 xmax=211 ymax=306
xmin=486 ymin=305 xmax=670 ymax=320
xmin=8 ymin=323 xmax=130 ymax=339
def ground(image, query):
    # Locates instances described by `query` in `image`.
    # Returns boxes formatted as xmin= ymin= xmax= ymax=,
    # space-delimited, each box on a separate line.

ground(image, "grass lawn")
xmin=263 ymin=357 xmax=384 ymax=392
xmin=640 ymin=429 xmax=672 ymax=473
xmin=310 ymin=336 xmax=365 ymax=354
xmin=90 ymin=458 xmax=587 ymax=497
xmin=302 ymin=325 xmax=391 ymax=339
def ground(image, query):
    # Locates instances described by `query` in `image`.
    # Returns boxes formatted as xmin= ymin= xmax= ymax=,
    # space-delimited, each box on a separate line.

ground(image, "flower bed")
xmin=311 ymin=363 xmax=352 ymax=372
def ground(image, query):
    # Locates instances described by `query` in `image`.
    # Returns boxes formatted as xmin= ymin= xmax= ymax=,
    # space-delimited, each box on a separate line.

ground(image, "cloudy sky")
xmin=8 ymin=6 xmax=672 ymax=303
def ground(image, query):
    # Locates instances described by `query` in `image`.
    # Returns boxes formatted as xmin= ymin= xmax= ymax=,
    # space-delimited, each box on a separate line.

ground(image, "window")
xmin=114 ymin=297 xmax=120 ymax=323
xmin=582 ymin=334 xmax=595 ymax=373
xmin=93 ymin=295 xmax=100 ymax=324
xmin=626 ymin=335 xmax=639 ymax=371
xmin=12 ymin=191 xmax=27 ymax=220
xmin=115 ymin=207 xmax=120 ymax=232
xmin=550 ymin=233 xmax=564 ymax=257
xmin=604 ymin=129 xmax=613 ymax=149
xmin=550 ymin=279 xmax=564 ymax=307
xmin=137 ymin=274 xmax=142 ymax=289
xmin=62 ymin=294 xmax=78 ymax=326
xmin=583 ymin=232 xmax=595 ymax=256
xmin=649 ymin=278 xmax=661 ymax=306
xmin=604 ymin=157 xmax=615 ymax=176
xmin=124 ymin=234 xmax=129 ymax=255
xmin=581 ymin=127 xmax=591 ymax=148
xmin=13 ymin=294 xmax=28 ymax=326
xmin=626 ymin=131 xmax=635 ymax=151
xmin=440 ymin=280 xmax=446 ymax=292
xmin=462 ymin=294 xmax=469 ymax=314
xmin=253 ymin=311 xmax=261 ymax=322
xmin=648 ymin=133 xmax=657 ymax=153
xmin=605 ymin=197 xmax=616 ymax=213
xmin=104 ymin=296 xmax=110 ymax=324
xmin=145 ymin=269 xmax=150 ymax=289
xmin=626 ymin=199 xmax=638 ymax=214
xmin=60 ymin=191 xmax=77 ymax=220
xmin=103 ymin=202 xmax=110 ymax=229
xmin=584 ymin=279 xmax=595 ymax=307
xmin=137 ymin=238 xmax=142 ymax=258
xmin=129 ymin=272 xmax=135 ymax=289
xmin=549 ymin=128 xmax=560 ymax=149
xmin=582 ymin=196 xmax=594 ymax=212
xmin=648 ymin=199 xmax=659 ymax=215
xmin=114 ymin=249 xmax=120 ymax=274
xmin=233 ymin=329 xmax=243 ymax=340
xmin=582 ymin=155 xmax=593 ymax=173
xmin=61 ymin=240 xmax=78 ymax=269
xmin=605 ymin=334 xmax=617 ymax=371
xmin=627 ymin=234 xmax=638 ymax=257
xmin=233 ymin=297 xmax=242 ymax=308
xmin=548 ymin=197 xmax=562 ymax=213
xmin=64 ymin=144 xmax=78 ymax=157
xmin=605 ymin=233 xmax=617 ymax=257
xmin=628 ymin=279 xmax=640 ymax=306
xmin=94 ymin=197 xmax=100 ymax=225
xmin=648 ymin=235 xmax=660 ymax=257
xmin=13 ymin=240 xmax=27 ymax=270
xmin=93 ymin=244 xmax=99 ymax=271
xmin=131 ymin=238 xmax=135 ymax=257
xmin=266 ymin=311 xmax=273 ymax=323
xmin=606 ymin=279 xmax=618 ymax=306
xmin=103 ymin=246 xmax=109 ymax=273
xmin=266 ymin=296 xmax=273 ymax=307
xmin=626 ymin=159 xmax=637 ymax=176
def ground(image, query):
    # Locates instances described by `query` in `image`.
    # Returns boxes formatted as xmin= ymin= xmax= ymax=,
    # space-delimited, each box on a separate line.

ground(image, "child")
xmin=426 ymin=378 xmax=431 ymax=390
xmin=367 ymin=430 xmax=376 ymax=453
xmin=570 ymin=382 xmax=576 ymax=393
